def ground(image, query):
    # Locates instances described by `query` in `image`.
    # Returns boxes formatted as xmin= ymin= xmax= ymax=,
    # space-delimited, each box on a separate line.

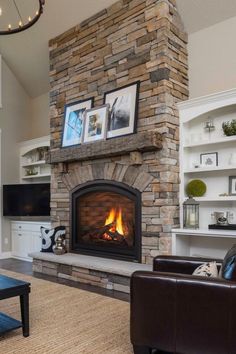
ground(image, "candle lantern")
xmin=183 ymin=197 xmax=199 ymax=229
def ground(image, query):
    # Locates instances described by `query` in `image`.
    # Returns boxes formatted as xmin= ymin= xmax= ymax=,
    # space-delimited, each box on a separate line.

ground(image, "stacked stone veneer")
xmin=48 ymin=0 xmax=189 ymax=265
xmin=33 ymin=259 xmax=131 ymax=293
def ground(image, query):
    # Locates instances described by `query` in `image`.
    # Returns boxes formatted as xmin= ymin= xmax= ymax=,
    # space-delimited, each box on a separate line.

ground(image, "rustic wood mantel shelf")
xmin=47 ymin=131 xmax=163 ymax=164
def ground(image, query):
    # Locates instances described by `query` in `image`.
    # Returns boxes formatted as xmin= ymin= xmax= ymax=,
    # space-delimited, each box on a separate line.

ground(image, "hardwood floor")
xmin=0 ymin=258 xmax=33 ymax=275
xmin=0 ymin=258 xmax=129 ymax=302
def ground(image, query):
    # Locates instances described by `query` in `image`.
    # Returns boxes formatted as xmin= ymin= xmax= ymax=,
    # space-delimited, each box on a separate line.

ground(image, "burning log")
xmin=82 ymin=223 xmax=115 ymax=241
xmin=106 ymin=230 xmax=125 ymax=243
xmin=82 ymin=223 xmax=129 ymax=246
xmin=81 ymin=207 xmax=134 ymax=247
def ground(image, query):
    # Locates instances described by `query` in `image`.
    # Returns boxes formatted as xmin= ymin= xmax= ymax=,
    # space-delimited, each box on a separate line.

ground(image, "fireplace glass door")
xmin=71 ymin=181 xmax=141 ymax=262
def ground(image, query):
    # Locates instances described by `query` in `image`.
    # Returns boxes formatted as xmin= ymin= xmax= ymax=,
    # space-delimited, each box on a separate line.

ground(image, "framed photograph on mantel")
xmin=104 ymin=81 xmax=140 ymax=139
xmin=61 ymin=98 xmax=94 ymax=148
xmin=83 ymin=105 xmax=109 ymax=143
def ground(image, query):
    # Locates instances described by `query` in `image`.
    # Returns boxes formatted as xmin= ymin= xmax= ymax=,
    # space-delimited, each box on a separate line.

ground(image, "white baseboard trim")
xmin=0 ymin=251 xmax=12 ymax=259
xmin=12 ymin=256 xmax=32 ymax=263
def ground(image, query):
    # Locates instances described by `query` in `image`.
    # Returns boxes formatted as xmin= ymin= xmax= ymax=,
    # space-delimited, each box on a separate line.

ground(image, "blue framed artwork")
xmin=61 ymin=98 xmax=94 ymax=148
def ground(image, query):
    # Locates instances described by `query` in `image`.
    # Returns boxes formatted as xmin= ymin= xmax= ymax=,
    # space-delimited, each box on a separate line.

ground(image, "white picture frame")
xmin=83 ymin=105 xmax=109 ymax=143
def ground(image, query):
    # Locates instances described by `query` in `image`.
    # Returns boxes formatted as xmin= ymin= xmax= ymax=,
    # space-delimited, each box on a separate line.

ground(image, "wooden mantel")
xmin=47 ymin=131 xmax=163 ymax=164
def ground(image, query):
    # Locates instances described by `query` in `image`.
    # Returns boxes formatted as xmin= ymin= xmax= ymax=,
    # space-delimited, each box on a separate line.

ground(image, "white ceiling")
xmin=0 ymin=0 xmax=236 ymax=98
xmin=177 ymin=0 xmax=236 ymax=34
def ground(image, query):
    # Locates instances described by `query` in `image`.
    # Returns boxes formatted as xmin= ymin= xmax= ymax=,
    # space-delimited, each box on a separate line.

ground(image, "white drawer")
xmin=11 ymin=221 xmax=51 ymax=233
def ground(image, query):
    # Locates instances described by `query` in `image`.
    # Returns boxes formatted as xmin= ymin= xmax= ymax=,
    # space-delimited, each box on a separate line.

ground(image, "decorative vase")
xmin=53 ymin=235 xmax=66 ymax=255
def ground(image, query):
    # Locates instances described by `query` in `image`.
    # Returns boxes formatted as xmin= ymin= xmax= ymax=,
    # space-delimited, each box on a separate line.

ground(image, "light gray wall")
xmin=189 ymin=16 xmax=236 ymax=98
xmin=30 ymin=92 xmax=50 ymax=139
xmin=0 ymin=59 xmax=31 ymax=252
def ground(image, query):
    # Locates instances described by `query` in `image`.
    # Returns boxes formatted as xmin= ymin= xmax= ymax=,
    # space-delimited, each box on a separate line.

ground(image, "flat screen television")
xmin=3 ymin=183 xmax=50 ymax=217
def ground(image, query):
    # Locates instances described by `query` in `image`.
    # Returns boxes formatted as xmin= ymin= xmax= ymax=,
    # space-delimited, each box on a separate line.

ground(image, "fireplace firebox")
xmin=71 ymin=181 xmax=141 ymax=262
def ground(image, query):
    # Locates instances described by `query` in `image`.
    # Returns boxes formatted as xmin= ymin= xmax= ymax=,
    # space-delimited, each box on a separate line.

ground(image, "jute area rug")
xmin=0 ymin=269 xmax=133 ymax=354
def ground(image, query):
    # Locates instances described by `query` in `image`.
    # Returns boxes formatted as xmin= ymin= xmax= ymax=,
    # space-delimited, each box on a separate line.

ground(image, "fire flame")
xmin=105 ymin=207 xmax=124 ymax=236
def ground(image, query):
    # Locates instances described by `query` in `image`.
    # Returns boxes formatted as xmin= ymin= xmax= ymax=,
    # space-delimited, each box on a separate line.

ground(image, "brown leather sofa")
xmin=130 ymin=255 xmax=236 ymax=354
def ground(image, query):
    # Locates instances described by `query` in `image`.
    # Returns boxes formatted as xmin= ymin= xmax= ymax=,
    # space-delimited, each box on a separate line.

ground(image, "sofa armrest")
xmin=153 ymin=255 xmax=223 ymax=274
xmin=130 ymin=271 xmax=236 ymax=353
xmin=130 ymin=271 xmax=177 ymax=352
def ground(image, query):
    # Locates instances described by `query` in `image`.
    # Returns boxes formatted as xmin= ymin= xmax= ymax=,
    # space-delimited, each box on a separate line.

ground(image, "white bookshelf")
xmin=22 ymin=173 xmax=51 ymax=180
xmin=173 ymin=88 xmax=236 ymax=258
xmin=184 ymin=135 xmax=236 ymax=148
xmin=184 ymin=196 xmax=236 ymax=202
xmin=172 ymin=228 xmax=236 ymax=259
xmin=184 ymin=165 xmax=236 ymax=174
xmin=22 ymin=160 xmax=47 ymax=167
xmin=19 ymin=136 xmax=51 ymax=183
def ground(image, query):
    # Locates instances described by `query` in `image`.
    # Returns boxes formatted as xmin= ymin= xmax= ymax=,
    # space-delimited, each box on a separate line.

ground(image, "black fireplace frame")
xmin=70 ymin=180 xmax=141 ymax=263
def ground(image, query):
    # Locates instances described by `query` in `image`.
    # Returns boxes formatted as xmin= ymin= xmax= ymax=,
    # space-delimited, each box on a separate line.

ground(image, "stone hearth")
xmin=42 ymin=0 xmax=188 ymax=275
xmin=31 ymin=252 xmax=151 ymax=294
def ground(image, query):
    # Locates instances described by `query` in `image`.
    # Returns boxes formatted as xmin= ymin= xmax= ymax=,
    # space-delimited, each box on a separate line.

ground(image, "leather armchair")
xmin=130 ymin=256 xmax=236 ymax=354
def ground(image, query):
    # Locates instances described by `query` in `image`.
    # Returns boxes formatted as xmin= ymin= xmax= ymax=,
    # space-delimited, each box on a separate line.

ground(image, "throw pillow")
xmin=192 ymin=262 xmax=218 ymax=277
xmin=221 ymin=244 xmax=236 ymax=280
xmin=41 ymin=226 xmax=66 ymax=253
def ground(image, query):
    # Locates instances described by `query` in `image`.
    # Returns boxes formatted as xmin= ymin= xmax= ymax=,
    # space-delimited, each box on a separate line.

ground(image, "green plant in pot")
xmin=186 ymin=179 xmax=207 ymax=197
xmin=222 ymin=119 xmax=236 ymax=136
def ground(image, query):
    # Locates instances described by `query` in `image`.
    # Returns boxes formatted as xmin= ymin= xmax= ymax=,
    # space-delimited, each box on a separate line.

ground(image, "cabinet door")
xmin=12 ymin=222 xmax=49 ymax=259
xmin=32 ymin=233 xmax=42 ymax=253
xmin=23 ymin=231 xmax=38 ymax=259
xmin=12 ymin=231 xmax=32 ymax=259
xmin=12 ymin=231 xmax=21 ymax=257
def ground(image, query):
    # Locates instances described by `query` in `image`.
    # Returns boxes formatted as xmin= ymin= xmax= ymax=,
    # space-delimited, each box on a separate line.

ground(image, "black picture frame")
xmin=61 ymin=97 xmax=94 ymax=148
xmin=103 ymin=81 xmax=140 ymax=139
xmin=229 ymin=176 xmax=236 ymax=196
xmin=200 ymin=152 xmax=218 ymax=167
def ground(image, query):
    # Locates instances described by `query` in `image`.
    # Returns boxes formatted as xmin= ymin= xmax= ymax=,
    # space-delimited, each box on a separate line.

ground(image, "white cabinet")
xmin=19 ymin=136 xmax=51 ymax=182
xmin=178 ymin=88 xmax=236 ymax=229
xmin=11 ymin=221 xmax=51 ymax=261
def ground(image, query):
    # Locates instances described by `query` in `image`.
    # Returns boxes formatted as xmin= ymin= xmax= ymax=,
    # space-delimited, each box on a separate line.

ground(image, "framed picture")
xmin=229 ymin=176 xmax=236 ymax=196
xmin=200 ymin=152 xmax=218 ymax=167
xmin=104 ymin=81 xmax=140 ymax=139
xmin=61 ymin=98 xmax=94 ymax=147
xmin=83 ymin=105 xmax=109 ymax=143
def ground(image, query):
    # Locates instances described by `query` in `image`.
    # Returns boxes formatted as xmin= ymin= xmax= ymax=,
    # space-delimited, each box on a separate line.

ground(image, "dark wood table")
xmin=0 ymin=274 xmax=30 ymax=337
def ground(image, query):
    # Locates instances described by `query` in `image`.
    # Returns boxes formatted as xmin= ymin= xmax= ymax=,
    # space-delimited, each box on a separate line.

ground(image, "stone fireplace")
xmin=45 ymin=0 xmax=189 ymax=266
xmin=71 ymin=180 xmax=141 ymax=262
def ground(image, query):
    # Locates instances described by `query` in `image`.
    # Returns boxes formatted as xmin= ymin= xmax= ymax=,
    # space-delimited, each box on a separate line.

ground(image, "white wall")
xmin=0 ymin=60 xmax=50 ymax=254
xmin=30 ymin=92 xmax=50 ymax=139
xmin=189 ymin=16 xmax=236 ymax=99
xmin=0 ymin=59 xmax=31 ymax=252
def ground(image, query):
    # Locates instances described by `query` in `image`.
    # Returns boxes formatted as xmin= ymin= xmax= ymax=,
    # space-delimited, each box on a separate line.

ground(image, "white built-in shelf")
xmin=19 ymin=136 xmax=50 ymax=183
xmin=22 ymin=160 xmax=46 ymax=168
xmin=172 ymin=228 xmax=236 ymax=238
xmin=178 ymin=89 xmax=236 ymax=231
xmin=172 ymin=228 xmax=236 ymax=259
xmin=184 ymin=196 xmax=236 ymax=202
xmin=175 ymin=89 xmax=236 ymax=258
xmin=184 ymin=135 xmax=236 ymax=148
xmin=184 ymin=165 xmax=236 ymax=173
xmin=22 ymin=173 xmax=51 ymax=180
